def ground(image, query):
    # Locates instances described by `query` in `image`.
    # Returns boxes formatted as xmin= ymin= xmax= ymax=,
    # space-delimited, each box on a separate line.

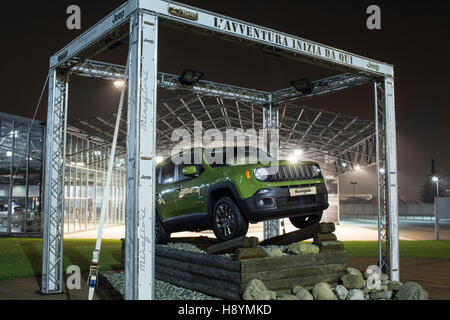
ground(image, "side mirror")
xmin=183 ymin=166 xmax=198 ymax=177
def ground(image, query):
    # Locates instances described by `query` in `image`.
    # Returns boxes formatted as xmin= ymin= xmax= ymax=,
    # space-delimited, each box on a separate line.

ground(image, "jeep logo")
xmin=367 ymin=61 xmax=380 ymax=72
xmin=141 ymin=175 xmax=152 ymax=181
xmin=57 ymin=50 xmax=68 ymax=62
xmin=112 ymin=10 xmax=125 ymax=24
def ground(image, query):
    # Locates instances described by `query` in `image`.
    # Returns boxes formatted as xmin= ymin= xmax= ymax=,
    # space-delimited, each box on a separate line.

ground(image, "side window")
xmin=161 ymin=161 xmax=175 ymax=185
xmin=176 ymin=151 xmax=194 ymax=182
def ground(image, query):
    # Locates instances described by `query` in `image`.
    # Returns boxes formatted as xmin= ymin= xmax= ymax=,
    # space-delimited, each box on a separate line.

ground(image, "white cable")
xmin=88 ymin=33 xmax=133 ymax=301
xmin=11 ymin=71 xmax=50 ymax=180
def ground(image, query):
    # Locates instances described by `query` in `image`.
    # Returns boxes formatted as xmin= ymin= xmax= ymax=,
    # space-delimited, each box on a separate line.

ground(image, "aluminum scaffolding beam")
xmin=41 ymin=70 xmax=69 ymax=294
xmin=125 ymin=11 xmax=158 ymax=300
xmin=263 ymin=100 xmax=281 ymax=239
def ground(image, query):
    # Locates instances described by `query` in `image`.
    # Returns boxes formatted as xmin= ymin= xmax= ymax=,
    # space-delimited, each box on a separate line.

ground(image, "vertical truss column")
xmin=126 ymin=11 xmax=159 ymax=300
xmin=41 ymin=69 xmax=69 ymax=294
xmin=263 ymin=99 xmax=280 ymax=239
xmin=375 ymin=79 xmax=400 ymax=281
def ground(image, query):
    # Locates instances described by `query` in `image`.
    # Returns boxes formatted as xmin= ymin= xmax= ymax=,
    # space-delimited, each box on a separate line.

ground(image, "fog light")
xmin=258 ymin=200 xmax=265 ymax=207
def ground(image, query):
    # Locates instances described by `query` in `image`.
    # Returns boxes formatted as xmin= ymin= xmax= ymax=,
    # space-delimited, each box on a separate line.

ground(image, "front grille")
xmin=277 ymin=194 xmax=326 ymax=208
xmin=267 ymin=164 xmax=320 ymax=182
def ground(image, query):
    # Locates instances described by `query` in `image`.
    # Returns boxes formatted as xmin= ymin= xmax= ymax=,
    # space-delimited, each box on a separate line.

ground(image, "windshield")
xmin=204 ymin=147 xmax=274 ymax=167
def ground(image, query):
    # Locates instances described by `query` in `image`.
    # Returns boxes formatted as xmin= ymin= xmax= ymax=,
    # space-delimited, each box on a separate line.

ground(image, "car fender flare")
xmin=206 ymin=182 xmax=249 ymax=221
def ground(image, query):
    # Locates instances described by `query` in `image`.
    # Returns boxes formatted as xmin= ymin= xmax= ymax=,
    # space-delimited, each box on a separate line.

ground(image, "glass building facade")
xmin=64 ymin=134 xmax=126 ymax=233
xmin=0 ymin=112 xmax=125 ymax=237
xmin=0 ymin=113 xmax=45 ymax=235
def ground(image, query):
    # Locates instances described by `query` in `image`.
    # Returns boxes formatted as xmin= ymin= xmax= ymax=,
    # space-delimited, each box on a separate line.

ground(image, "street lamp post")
xmin=432 ymin=176 xmax=439 ymax=240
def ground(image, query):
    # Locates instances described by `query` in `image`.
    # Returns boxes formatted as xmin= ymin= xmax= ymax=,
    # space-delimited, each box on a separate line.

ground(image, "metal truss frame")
xmin=42 ymin=0 xmax=400 ymax=298
xmin=41 ymin=70 xmax=69 ymax=294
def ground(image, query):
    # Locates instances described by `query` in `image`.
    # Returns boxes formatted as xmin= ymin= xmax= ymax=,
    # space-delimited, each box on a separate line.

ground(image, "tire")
xmin=289 ymin=212 xmax=323 ymax=229
xmin=155 ymin=211 xmax=170 ymax=245
xmin=212 ymin=197 xmax=249 ymax=241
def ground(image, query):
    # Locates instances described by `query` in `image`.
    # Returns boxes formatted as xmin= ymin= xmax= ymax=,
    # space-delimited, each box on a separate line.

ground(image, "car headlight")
xmin=311 ymin=165 xmax=322 ymax=178
xmin=254 ymin=168 xmax=270 ymax=181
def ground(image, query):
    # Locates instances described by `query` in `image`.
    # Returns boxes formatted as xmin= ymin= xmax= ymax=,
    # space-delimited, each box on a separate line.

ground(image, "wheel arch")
xmin=207 ymin=182 xmax=249 ymax=222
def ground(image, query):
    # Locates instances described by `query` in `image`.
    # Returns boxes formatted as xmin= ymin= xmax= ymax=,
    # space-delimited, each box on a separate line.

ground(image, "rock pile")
xmin=242 ymin=265 xmax=429 ymax=301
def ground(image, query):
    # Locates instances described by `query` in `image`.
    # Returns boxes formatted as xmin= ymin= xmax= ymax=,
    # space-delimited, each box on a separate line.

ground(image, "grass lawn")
xmin=0 ymin=238 xmax=449 ymax=281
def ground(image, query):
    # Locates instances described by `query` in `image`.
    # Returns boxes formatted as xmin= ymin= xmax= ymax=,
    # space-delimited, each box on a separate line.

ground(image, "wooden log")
xmin=156 ymin=256 xmax=241 ymax=284
xmin=260 ymin=223 xmax=336 ymax=246
xmin=207 ymin=236 xmax=259 ymax=255
xmin=156 ymin=272 xmax=241 ymax=300
xmin=313 ymin=233 xmax=337 ymax=244
xmin=258 ymin=272 xmax=346 ymax=292
xmin=156 ymin=245 xmax=240 ymax=272
xmin=156 ymin=265 xmax=241 ymax=299
xmin=241 ymin=251 xmax=347 ymax=273
xmin=234 ymin=248 xmax=267 ymax=261
xmin=241 ymin=263 xmax=347 ymax=284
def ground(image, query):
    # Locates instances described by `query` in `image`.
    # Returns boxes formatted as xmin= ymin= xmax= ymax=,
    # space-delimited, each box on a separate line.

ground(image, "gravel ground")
xmin=103 ymin=272 xmax=221 ymax=300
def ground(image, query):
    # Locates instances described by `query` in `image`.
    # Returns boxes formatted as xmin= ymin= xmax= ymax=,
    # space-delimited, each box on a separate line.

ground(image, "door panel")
xmin=157 ymin=161 xmax=180 ymax=221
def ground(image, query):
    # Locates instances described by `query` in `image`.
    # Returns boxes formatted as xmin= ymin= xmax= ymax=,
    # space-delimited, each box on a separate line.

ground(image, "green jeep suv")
xmin=155 ymin=147 xmax=329 ymax=243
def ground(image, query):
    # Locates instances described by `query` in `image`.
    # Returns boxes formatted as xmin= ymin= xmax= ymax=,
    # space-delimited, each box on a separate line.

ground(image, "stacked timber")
xmin=240 ymin=251 xmax=347 ymax=292
xmin=153 ymin=223 xmax=347 ymax=299
xmin=155 ymin=245 xmax=242 ymax=300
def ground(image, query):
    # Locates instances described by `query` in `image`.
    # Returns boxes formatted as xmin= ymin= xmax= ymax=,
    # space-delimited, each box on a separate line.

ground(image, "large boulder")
xmin=293 ymin=286 xmax=314 ymax=300
xmin=363 ymin=266 xmax=378 ymax=280
xmin=312 ymin=282 xmax=335 ymax=300
xmin=243 ymin=279 xmax=275 ymax=300
xmin=346 ymin=267 xmax=363 ymax=278
xmin=334 ymin=285 xmax=349 ymax=300
xmin=277 ymin=294 xmax=300 ymax=301
xmin=287 ymin=243 xmax=320 ymax=255
xmin=347 ymin=289 xmax=365 ymax=300
xmin=395 ymin=282 xmax=425 ymax=300
xmin=370 ymin=290 xmax=393 ymax=300
xmin=341 ymin=274 xmax=365 ymax=290
xmin=388 ymin=281 xmax=403 ymax=292
xmin=263 ymin=247 xmax=283 ymax=258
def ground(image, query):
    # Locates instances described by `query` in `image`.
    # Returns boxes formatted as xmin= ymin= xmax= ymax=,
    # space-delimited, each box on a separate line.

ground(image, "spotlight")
xmin=342 ymin=163 xmax=347 ymax=168
xmin=114 ymin=80 xmax=125 ymax=89
xmin=288 ymin=155 xmax=298 ymax=163
xmin=355 ymin=165 xmax=362 ymax=171
xmin=294 ymin=149 xmax=303 ymax=156
xmin=179 ymin=69 xmax=204 ymax=86
xmin=379 ymin=168 xmax=386 ymax=174
xmin=432 ymin=176 xmax=439 ymax=182
xmin=291 ymin=78 xmax=314 ymax=95
xmin=156 ymin=157 xmax=164 ymax=164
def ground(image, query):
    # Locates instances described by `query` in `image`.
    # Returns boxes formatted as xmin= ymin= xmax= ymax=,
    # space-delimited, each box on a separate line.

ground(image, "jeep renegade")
xmin=155 ymin=147 xmax=329 ymax=243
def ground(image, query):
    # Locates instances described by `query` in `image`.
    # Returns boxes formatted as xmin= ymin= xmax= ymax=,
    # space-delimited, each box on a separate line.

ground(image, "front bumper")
xmin=239 ymin=184 xmax=329 ymax=223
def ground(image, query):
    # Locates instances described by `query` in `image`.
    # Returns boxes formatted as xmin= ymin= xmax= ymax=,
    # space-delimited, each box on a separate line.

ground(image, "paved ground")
xmin=1 ymin=259 xmax=448 ymax=300
xmin=348 ymin=258 xmax=450 ymax=300
xmin=65 ymin=219 xmax=450 ymax=241
xmin=0 ymin=273 xmax=122 ymax=301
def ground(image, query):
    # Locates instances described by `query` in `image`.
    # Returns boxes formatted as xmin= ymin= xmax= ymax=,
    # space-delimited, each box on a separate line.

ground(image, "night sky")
xmin=1 ymin=0 xmax=449 ymax=200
